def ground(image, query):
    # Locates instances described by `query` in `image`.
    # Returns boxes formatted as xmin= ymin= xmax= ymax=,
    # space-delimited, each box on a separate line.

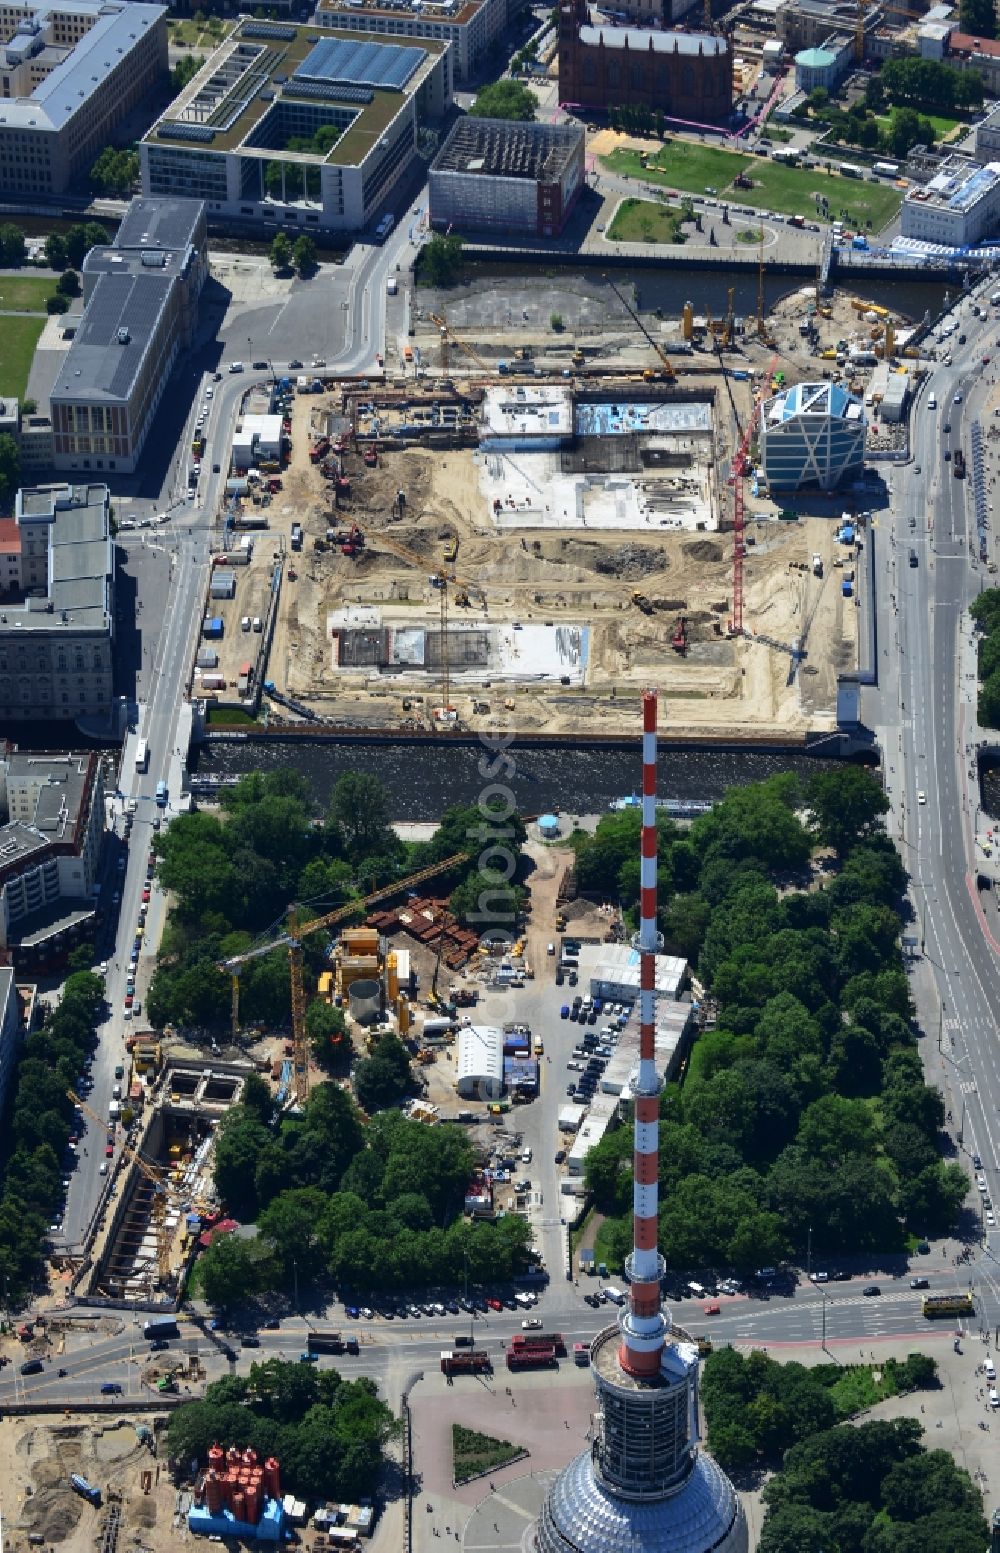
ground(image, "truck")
xmin=387 ymin=276 xmax=398 ymax=296
xmin=510 ymin=1331 xmax=566 ymax=1356
xmin=573 ymin=1343 xmax=590 ymax=1366
xmin=307 ymin=1331 xmax=346 ymax=1354
xmin=374 ymin=214 xmax=395 ymax=241
xmin=309 ymin=436 xmax=330 ymax=463
xmin=143 ymin=1317 xmax=179 ymax=1341
xmin=954 ymin=449 xmax=966 ymax=478
xmin=440 ymin=1349 xmax=492 ymax=1376
xmin=811 ymin=553 xmax=823 ymax=577
xmin=506 ymin=1344 xmax=556 ymax=1370
xmin=70 ymin=1475 xmax=102 ymax=1507
xmin=291 ymin=524 xmax=304 ymax=551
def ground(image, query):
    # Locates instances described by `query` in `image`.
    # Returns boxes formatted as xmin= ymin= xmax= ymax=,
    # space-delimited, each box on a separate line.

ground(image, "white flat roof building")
xmin=902 ymin=155 xmax=1000 ymax=246
xmin=601 ymin=1000 xmax=694 ymax=1098
xmin=567 ymin=1093 xmax=618 ymax=1175
xmin=480 ymin=385 xmax=574 ymax=448
xmin=577 ymin=941 xmax=687 ymax=1002
xmin=456 ymin=1023 xmax=503 ymax=1099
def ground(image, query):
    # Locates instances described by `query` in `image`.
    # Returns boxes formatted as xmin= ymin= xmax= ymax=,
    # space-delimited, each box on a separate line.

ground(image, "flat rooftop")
xmin=318 ymin=0 xmax=481 ymax=25
xmin=578 ymin=23 xmax=727 ymax=53
xmin=53 ymin=198 xmax=203 ymax=407
xmin=911 ymin=155 xmax=1000 ymax=212
xmin=0 ymin=1 xmax=164 ymax=131
xmin=481 ymin=385 xmax=574 ymax=440
xmin=2 ymin=484 xmax=112 ymax=633
xmin=148 ymin=19 xmax=445 ymax=164
xmin=432 ymin=117 xmax=583 ymax=183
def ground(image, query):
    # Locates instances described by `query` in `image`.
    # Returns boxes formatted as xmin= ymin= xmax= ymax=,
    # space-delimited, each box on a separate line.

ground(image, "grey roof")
xmin=0 ymin=2 xmax=164 ymax=132
xmin=578 ymin=23 xmax=728 ymax=52
xmin=54 ymin=272 xmax=172 ymax=404
xmin=431 ymin=117 xmax=583 ymax=182
xmin=0 ymin=484 xmax=112 ymax=634
xmin=114 ymin=196 xmax=204 ymax=252
xmin=5 ymin=752 xmax=91 ymax=835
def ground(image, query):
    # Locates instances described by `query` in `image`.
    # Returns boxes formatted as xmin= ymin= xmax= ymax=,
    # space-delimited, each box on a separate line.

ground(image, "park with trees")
xmin=970 ymin=587 xmax=1000 ymax=728
xmin=580 ymin=768 xmax=967 ymax=1271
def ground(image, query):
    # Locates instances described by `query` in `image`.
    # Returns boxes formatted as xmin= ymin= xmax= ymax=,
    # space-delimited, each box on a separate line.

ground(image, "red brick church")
xmin=558 ymin=0 xmax=733 ymax=123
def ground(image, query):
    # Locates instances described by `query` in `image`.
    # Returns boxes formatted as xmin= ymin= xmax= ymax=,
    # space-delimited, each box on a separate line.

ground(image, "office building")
xmin=0 ymin=397 xmax=53 ymax=473
xmin=0 ymin=968 xmax=21 ymax=1125
xmin=316 ymin=0 xmax=508 ymax=84
xmin=901 ymin=154 xmax=1000 ymax=246
xmin=759 ymin=380 xmax=866 ymax=492
xmin=533 ymin=694 xmax=747 ymax=1553
xmin=0 ymin=482 xmax=114 ymax=722
xmin=975 ymin=103 xmax=1000 ymax=163
xmin=49 ymin=198 xmax=207 ymax=475
xmin=948 ymin=31 xmax=1000 ymax=95
xmin=0 ymin=750 xmax=105 ymax=966
xmin=141 ymin=22 xmax=451 ymax=237
xmin=429 ymin=117 xmax=584 ymax=236
xmin=558 ymin=0 xmax=731 ymax=121
xmin=0 ymin=0 xmax=166 ymax=195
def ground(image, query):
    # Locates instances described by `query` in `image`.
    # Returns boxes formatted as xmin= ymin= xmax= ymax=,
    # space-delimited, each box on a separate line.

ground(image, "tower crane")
xmin=218 ymin=851 xmax=471 ymax=1104
xmin=429 ymin=313 xmax=491 ymax=375
xmin=68 ymin=1089 xmax=188 ymax=1290
xmin=605 ymin=277 xmax=676 ymax=380
xmin=727 ymin=357 xmax=777 ymax=635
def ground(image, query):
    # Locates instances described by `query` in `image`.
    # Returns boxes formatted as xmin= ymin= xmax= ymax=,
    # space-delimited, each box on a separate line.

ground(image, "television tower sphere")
xmin=532 ymin=691 xmax=747 ymax=1553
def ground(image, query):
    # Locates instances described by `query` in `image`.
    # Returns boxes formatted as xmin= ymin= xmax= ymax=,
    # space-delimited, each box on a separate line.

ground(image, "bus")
xmin=134 ymin=738 xmax=148 ymax=773
xmin=922 ymin=1292 xmax=974 ymax=1318
xmin=155 ymin=780 xmax=168 ymax=808
xmin=873 ymin=160 xmax=900 ymax=179
xmin=839 ymin=162 xmax=862 ymax=179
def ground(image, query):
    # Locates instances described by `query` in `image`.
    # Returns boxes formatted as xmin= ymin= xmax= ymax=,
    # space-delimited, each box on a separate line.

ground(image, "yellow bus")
xmin=922 ymin=1293 xmax=974 ymax=1318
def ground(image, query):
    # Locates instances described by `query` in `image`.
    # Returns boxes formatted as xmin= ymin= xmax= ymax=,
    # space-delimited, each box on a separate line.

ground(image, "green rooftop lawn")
xmin=0 ymin=315 xmax=47 ymax=401
xmin=0 ymin=276 xmax=55 ymax=312
xmin=607 ymin=197 xmax=686 ymax=244
xmin=602 ymin=140 xmax=904 ymax=230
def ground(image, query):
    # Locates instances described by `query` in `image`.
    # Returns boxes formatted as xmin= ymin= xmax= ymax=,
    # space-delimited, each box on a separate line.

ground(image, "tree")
xmin=420 ymin=233 xmax=463 ymax=286
xmin=170 ymin=52 xmax=204 ymax=91
xmin=258 ymin=1187 xmax=329 ymax=1281
xmin=353 ymin=1035 xmax=414 ymax=1113
xmin=292 ymin=234 xmax=317 ymax=274
xmin=90 ymin=146 xmax=139 ymax=196
xmin=328 ymin=772 xmax=394 ymax=861
xmin=198 ymin=1231 xmax=261 ymax=1309
xmin=0 ymin=432 xmax=20 ymax=504
xmin=804 ymin=767 xmax=890 ymax=856
xmin=64 ymin=223 xmax=106 ymax=270
xmin=550 ymin=312 xmax=563 ymax=331
xmin=305 ymin=999 xmax=348 ymax=1071
xmin=270 ymin=231 xmax=292 ymax=271
xmin=44 ymin=233 xmax=67 ymax=271
xmin=46 ymin=294 xmax=69 ymax=315
xmin=0 ymin=223 xmax=25 ymax=266
xmin=960 ymin=0 xmax=996 ymax=35
xmin=468 ymin=80 xmax=537 ymax=121
xmin=57 ymin=270 xmax=81 ymax=298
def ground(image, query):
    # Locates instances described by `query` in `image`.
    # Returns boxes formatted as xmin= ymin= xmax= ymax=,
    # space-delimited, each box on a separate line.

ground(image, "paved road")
xmin=0 ymin=1276 xmax=951 ymax=1406
xmin=865 ymin=287 xmax=1000 ymax=1333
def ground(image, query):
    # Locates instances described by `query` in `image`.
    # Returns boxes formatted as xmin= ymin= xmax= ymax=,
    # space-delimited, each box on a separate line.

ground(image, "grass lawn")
xmin=0 ymin=315 xmax=46 ymax=400
xmin=0 ymin=275 xmax=54 ymax=312
xmin=207 ymin=706 xmax=258 ymax=727
xmin=607 ymin=197 xmax=686 ymax=244
xmin=873 ymin=111 xmax=962 ymax=141
xmin=452 ymin=1426 xmax=525 ymax=1485
xmin=602 ymin=141 xmax=904 ymax=230
xmin=738 ymin=159 xmax=903 ymax=230
xmin=603 ymin=141 xmax=751 ymax=195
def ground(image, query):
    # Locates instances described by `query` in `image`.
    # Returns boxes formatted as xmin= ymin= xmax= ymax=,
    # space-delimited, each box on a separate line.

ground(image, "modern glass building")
xmin=759 ymin=380 xmax=866 ymax=492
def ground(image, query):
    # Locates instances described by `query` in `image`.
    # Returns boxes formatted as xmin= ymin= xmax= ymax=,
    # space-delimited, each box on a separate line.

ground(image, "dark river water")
xmin=191 ymin=738 xmax=847 ymax=821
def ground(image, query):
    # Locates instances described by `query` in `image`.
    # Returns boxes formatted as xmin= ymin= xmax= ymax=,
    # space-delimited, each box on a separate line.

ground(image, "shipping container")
xmin=511 ymin=1331 xmax=565 ymax=1354
xmin=506 ymin=1344 xmax=556 ymax=1370
xmin=210 ymin=571 xmax=237 ymax=599
xmin=203 ymin=617 xmax=224 ymax=638
xmin=200 ymin=674 xmax=227 ymax=691
xmin=196 ymin=648 xmax=219 ymax=669
xmin=143 ymin=1318 xmax=179 ymax=1340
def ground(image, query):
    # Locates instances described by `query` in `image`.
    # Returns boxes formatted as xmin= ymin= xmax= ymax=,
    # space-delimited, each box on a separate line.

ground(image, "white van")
xmin=603 ymin=1286 xmax=625 ymax=1305
xmin=514 ymin=1292 xmax=535 ymax=1309
xmin=986 ymin=1358 xmax=996 ymax=1381
xmin=521 ymin=1147 xmax=532 ymax=1164
xmin=928 ymin=393 xmax=937 ymax=409
xmin=687 ymin=1281 xmax=707 ymax=1299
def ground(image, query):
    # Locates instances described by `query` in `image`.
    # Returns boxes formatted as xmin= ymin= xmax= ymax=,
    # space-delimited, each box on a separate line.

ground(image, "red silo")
xmin=205 ymin=1472 xmax=224 ymax=1515
xmin=208 ymin=1444 xmax=225 ymax=1474
xmin=244 ymin=1484 xmax=261 ymax=1525
xmin=263 ymin=1457 xmax=281 ymax=1500
xmin=231 ymin=1491 xmax=245 ymax=1523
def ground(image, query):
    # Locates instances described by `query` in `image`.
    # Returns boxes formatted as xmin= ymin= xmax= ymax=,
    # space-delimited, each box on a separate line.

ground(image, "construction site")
xmin=186 ymin=265 xmax=925 ymax=742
